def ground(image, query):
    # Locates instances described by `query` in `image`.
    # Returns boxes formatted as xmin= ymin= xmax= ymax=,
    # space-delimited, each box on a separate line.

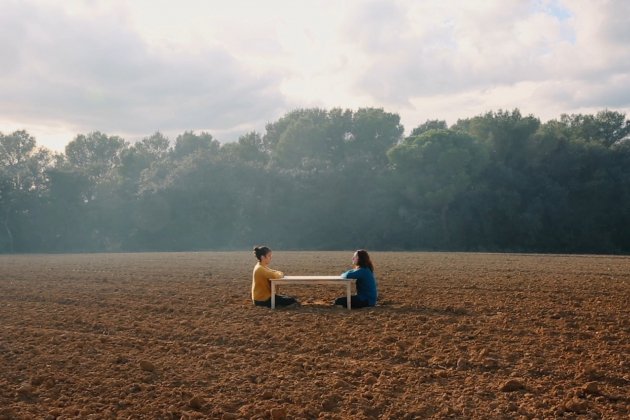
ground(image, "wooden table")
xmin=270 ymin=276 xmax=355 ymax=309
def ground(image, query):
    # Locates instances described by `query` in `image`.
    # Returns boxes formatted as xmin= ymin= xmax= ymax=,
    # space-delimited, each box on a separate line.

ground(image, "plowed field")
xmin=1 ymin=252 xmax=629 ymax=419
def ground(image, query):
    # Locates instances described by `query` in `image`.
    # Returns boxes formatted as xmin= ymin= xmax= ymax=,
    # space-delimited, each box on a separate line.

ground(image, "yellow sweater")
xmin=251 ymin=262 xmax=284 ymax=301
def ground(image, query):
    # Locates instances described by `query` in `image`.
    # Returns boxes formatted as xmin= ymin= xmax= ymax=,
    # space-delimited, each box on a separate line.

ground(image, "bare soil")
xmin=1 ymin=251 xmax=629 ymax=419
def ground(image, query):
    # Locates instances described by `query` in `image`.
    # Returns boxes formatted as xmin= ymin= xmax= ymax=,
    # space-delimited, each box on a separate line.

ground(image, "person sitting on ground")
xmin=334 ymin=249 xmax=378 ymax=309
xmin=251 ymin=245 xmax=298 ymax=308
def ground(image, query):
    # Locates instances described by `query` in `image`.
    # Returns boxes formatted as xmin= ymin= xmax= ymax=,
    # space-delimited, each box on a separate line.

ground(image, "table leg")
xmin=271 ymin=282 xmax=276 ymax=309
xmin=346 ymin=283 xmax=351 ymax=310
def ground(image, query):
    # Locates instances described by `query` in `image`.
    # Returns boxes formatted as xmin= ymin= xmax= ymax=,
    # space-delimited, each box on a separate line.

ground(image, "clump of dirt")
xmin=1 ymin=251 xmax=629 ymax=418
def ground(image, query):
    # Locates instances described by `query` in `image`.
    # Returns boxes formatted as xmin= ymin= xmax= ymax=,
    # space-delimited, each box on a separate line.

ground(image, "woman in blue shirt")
xmin=334 ymin=249 xmax=378 ymax=308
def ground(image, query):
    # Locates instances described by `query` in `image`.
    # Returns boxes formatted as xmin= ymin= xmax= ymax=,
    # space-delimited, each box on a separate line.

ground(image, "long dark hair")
xmin=253 ymin=245 xmax=271 ymax=261
xmin=356 ymin=249 xmax=374 ymax=272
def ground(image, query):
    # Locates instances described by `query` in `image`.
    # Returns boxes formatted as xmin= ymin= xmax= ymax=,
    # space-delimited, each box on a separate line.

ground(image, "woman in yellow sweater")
xmin=252 ymin=246 xmax=298 ymax=308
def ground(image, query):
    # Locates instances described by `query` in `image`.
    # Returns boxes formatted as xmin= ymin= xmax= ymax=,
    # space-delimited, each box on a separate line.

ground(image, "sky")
xmin=1 ymin=0 xmax=629 ymax=152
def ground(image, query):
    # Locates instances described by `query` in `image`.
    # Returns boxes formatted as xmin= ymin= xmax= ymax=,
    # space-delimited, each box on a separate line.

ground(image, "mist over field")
xmin=2 ymin=108 xmax=630 ymax=254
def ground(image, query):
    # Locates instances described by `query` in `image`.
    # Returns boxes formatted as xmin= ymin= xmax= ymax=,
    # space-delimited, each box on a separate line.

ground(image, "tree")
xmin=409 ymin=119 xmax=447 ymax=137
xmin=451 ymin=110 xmax=545 ymax=250
xmin=387 ymin=129 xmax=488 ymax=248
xmin=452 ymin=109 xmax=540 ymax=167
xmin=119 ymin=132 xmax=171 ymax=194
xmin=3 ymin=108 xmax=630 ymax=254
xmin=51 ymin=131 xmax=130 ymax=251
xmin=172 ymin=131 xmax=219 ymax=160
xmin=348 ymin=108 xmax=404 ymax=169
xmin=266 ymin=108 xmax=351 ymax=170
xmin=219 ymin=131 xmax=269 ymax=166
xmin=65 ymin=131 xmax=128 ymax=183
xmin=0 ymin=131 xmax=53 ymax=251
xmin=609 ymin=140 xmax=630 ymax=250
xmin=44 ymin=167 xmax=94 ymax=251
xmin=560 ymin=110 xmax=630 ymax=147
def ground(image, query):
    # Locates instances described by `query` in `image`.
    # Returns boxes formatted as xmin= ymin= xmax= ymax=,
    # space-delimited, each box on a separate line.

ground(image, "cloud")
xmin=345 ymin=1 xmax=567 ymax=101
xmin=342 ymin=0 xmax=629 ymax=122
xmin=0 ymin=0 xmax=286 ymax=144
xmin=1 ymin=0 xmax=628 ymax=151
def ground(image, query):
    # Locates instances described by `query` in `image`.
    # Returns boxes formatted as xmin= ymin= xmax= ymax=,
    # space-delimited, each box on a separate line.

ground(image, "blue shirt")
xmin=341 ymin=267 xmax=378 ymax=306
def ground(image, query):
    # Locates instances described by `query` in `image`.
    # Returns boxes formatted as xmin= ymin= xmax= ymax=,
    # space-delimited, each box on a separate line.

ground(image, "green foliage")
xmin=219 ymin=132 xmax=268 ymax=166
xmin=1 ymin=108 xmax=629 ymax=253
xmin=560 ymin=110 xmax=630 ymax=147
xmin=409 ymin=119 xmax=448 ymax=137
xmin=349 ymin=108 xmax=403 ymax=168
xmin=0 ymin=130 xmax=54 ymax=252
xmin=172 ymin=131 xmax=219 ymax=160
xmin=387 ymin=129 xmax=488 ymax=247
xmin=65 ymin=131 xmax=128 ymax=182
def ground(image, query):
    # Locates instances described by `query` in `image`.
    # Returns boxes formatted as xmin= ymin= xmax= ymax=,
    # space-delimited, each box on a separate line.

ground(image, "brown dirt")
xmin=1 ymin=251 xmax=629 ymax=419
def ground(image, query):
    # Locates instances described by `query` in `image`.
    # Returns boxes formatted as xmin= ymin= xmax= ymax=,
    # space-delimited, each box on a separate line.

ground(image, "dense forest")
xmin=1 ymin=108 xmax=629 ymax=254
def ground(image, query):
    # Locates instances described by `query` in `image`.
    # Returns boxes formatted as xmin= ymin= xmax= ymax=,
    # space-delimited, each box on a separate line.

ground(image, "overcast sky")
xmin=2 ymin=0 xmax=629 ymax=152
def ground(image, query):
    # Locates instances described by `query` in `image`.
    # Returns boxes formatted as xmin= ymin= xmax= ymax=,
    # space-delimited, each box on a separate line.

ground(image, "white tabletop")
xmin=277 ymin=275 xmax=348 ymax=280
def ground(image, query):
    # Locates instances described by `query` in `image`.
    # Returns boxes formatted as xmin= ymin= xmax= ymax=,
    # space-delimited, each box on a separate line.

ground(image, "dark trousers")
xmin=334 ymin=295 xmax=371 ymax=309
xmin=254 ymin=295 xmax=297 ymax=308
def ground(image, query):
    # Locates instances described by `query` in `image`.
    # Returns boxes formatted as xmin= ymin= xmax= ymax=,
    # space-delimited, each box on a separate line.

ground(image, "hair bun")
xmin=253 ymin=245 xmax=270 ymax=261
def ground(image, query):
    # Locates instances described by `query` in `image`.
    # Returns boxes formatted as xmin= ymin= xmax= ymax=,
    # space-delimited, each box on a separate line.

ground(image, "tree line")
xmin=1 ymin=108 xmax=629 ymax=254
